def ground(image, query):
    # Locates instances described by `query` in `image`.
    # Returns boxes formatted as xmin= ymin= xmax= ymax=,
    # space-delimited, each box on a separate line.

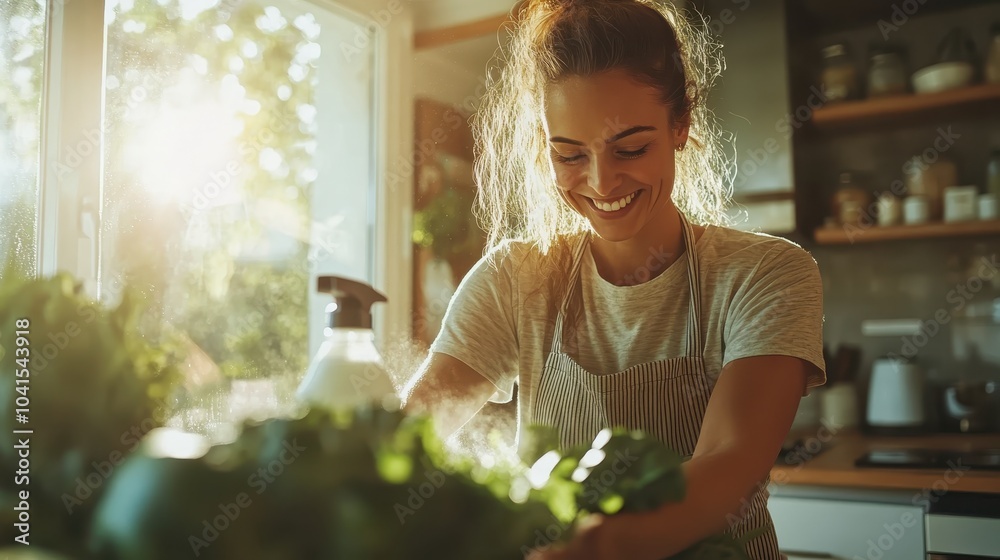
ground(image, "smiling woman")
xmin=544 ymin=70 xmax=691 ymax=258
xmin=403 ymin=1 xmax=827 ymax=559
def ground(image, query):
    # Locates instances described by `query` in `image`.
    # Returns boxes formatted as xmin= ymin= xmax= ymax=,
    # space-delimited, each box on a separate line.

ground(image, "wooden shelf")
xmin=814 ymin=220 xmax=1000 ymax=245
xmin=810 ymin=83 xmax=1000 ymax=130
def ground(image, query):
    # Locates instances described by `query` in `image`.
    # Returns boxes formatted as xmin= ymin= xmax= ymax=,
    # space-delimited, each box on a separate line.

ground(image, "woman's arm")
xmin=618 ymin=355 xmax=809 ymax=558
xmin=537 ymin=355 xmax=811 ymax=560
xmin=401 ymin=352 xmax=499 ymax=440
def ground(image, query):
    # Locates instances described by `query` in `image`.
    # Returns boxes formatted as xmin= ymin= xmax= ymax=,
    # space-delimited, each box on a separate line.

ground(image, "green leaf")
xmin=598 ymin=493 xmax=624 ymax=515
xmin=376 ymin=451 xmax=413 ymax=484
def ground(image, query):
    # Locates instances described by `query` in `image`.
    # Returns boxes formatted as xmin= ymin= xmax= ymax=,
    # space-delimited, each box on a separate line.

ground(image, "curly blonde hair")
xmin=473 ymin=0 xmax=734 ymax=257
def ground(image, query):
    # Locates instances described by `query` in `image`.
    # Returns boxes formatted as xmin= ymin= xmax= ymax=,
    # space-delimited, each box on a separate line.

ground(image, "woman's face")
xmin=543 ymin=69 xmax=688 ymax=243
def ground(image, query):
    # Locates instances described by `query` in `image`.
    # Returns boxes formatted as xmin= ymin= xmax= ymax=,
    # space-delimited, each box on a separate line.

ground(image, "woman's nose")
xmin=586 ymin=155 xmax=619 ymax=195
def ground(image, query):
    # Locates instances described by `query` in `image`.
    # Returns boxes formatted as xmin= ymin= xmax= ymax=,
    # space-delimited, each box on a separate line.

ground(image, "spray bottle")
xmin=296 ymin=276 xmax=398 ymax=411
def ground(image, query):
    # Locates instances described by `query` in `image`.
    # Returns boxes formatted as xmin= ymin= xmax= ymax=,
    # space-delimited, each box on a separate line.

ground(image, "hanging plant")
xmin=412 ymin=175 xmax=483 ymax=261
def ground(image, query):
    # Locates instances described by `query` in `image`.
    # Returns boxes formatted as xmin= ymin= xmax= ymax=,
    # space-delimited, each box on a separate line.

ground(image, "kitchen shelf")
xmin=791 ymin=0 xmax=998 ymax=36
xmin=814 ymin=220 xmax=1000 ymax=245
xmin=810 ymin=83 xmax=1000 ymax=130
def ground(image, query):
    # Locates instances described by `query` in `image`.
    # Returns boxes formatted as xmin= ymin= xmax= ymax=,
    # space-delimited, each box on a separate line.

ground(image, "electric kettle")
xmin=866 ymin=358 xmax=926 ymax=433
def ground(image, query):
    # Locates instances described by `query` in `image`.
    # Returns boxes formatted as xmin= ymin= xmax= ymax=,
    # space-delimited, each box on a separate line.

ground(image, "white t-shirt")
xmin=430 ymin=224 xmax=827 ymax=422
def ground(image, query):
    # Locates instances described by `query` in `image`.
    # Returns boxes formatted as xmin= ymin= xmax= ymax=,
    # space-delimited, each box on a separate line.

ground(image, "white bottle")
xmin=296 ymin=276 xmax=399 ymax=411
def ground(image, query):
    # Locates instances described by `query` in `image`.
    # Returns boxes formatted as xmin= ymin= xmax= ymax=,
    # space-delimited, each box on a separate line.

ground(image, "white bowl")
xmin=912 ymin=62 xmax=974 ymax=94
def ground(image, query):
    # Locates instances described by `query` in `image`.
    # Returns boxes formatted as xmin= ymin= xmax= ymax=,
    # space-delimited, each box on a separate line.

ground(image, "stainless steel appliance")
xmin=941 ymin=381 xmax=1000 ymax=433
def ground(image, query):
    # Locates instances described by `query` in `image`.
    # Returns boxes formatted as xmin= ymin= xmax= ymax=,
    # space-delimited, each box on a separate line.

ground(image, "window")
xmin=0 ymin=0 xmax=46 ymax=278
xmin=3 ymin=0 xmax=413 ymax=441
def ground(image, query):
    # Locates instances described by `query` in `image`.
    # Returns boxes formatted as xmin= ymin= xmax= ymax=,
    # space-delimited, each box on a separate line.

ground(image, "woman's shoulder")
xmin=483 ymin=233 xmax=584 ymax=273
xmin=698 ymin=224 xmax=817 ymax=276
xmin=478 ymin=238 xmax=539 ymax=274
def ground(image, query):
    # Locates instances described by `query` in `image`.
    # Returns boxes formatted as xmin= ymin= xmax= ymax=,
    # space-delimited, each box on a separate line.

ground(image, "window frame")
xmin=36 ymin=0 xmax=414 ymax=345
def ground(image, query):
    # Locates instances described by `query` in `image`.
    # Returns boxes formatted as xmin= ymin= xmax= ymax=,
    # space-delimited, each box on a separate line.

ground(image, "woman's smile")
xmin=583 ymin=190 xmax=642 ymax=217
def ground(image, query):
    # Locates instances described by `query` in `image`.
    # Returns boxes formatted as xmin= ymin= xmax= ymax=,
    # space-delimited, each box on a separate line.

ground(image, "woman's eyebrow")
xmin=549 ymin=125 xmax=657 ymax=146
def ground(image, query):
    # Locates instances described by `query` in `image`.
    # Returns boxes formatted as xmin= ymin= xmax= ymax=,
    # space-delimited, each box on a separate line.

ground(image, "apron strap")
xmin=679 ymin=213 xmax=704 ymax=357
xmin=551 ymin=233 xmax=590 ymax=354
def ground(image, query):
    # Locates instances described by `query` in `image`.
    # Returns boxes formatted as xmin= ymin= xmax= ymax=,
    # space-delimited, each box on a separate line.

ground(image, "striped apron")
xmin=530 ymin=213 xmax=783 ymax=560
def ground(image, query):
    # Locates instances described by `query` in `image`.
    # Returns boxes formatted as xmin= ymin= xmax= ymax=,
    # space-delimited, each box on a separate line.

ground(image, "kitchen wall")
xmin=413 ymin=34 xmax=496 ymax=110
xmin=809 ymin=237 xmax=999 ymax=382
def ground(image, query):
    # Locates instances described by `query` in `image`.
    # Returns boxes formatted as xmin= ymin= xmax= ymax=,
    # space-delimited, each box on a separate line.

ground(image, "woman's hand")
xmin=527 ymin=514 xmax=642 ymax=560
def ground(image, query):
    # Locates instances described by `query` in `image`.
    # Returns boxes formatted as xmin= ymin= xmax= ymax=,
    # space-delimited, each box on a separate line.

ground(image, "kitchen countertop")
xmin=770 ymin=430 xmax=1000 ymax=495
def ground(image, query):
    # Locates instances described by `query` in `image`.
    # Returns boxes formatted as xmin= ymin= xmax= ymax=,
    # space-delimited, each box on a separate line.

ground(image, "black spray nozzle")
xmin=317 ymin=276 xmax=387 ymax=329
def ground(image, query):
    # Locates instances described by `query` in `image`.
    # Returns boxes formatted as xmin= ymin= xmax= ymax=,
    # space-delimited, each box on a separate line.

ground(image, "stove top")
xmin=855 ymin=448 xmax=1000 ymax=471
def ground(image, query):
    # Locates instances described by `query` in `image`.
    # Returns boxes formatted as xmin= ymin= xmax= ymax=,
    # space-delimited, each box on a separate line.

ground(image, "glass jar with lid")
xmin=821 ymin=44 xmax=860 ymax=102
xmin=988 ymin=149 xmax=1000 ymax=198
xmin=831 ymin=172 xmax=873 ymax=226
xmin=867 ymin=45 xmax=908 ymax=97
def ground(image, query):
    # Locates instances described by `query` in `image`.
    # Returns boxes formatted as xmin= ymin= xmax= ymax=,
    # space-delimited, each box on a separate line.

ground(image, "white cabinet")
xmin=926 ymin=514 xmax=1000 ymax=558
xmin=769 ymin=495 xmax=925 ymax=560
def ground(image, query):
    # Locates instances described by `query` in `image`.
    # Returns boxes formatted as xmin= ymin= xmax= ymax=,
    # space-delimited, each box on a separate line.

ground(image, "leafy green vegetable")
xmin=88 ymin=413 xmax=764 ymax=560
xmin=0 ymin=270 xmax=181 ymax=555
xmin=90 ymin=407 xmax=555 ymax=560
xmin=523 ymin=427 xmax=765 ymax=560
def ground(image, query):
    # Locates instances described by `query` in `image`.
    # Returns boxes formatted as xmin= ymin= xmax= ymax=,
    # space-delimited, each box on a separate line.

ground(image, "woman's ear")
xmin=673 ymin=114 xmax=691 ymax=151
